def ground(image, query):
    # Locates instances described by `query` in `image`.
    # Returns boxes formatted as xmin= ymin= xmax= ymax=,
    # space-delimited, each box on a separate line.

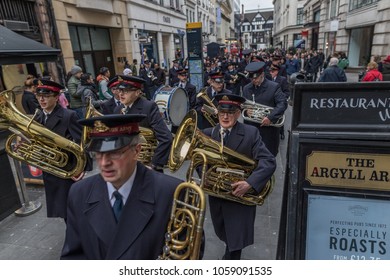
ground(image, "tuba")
xmin=241 ymin=100 xmax=285 ymax=127
xmin=169 ymin=110 xmax=273 ymax=206
xmin=84 ymin=98 xmax=157 ymax=165
xmin=0 ymin=90 xmax=86 ymax=179
xmin=158 ymin=179 xmax=206 ymax=260
xmin=196 ymin=87 xmax=218 ymax=127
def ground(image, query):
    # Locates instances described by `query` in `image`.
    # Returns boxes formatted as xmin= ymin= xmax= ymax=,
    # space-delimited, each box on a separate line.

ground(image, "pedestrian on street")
xmin=318 ymin=58 xmax=347 ymax=82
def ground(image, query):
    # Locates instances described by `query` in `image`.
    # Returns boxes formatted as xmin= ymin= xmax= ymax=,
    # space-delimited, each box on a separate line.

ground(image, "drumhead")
xmin=169 ymin=87 xmax=188 ymax=126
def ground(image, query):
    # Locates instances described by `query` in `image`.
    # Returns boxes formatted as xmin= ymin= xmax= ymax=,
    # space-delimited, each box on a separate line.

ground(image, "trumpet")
xmin=241 ymin=100 xmax=285 ymax=127
xmin=196 ymin=87 xmax=218 ymax=127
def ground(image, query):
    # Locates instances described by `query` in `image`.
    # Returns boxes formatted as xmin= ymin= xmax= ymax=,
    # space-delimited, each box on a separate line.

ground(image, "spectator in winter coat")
xmin=361 ymin=62 xmax=383 ymax=82
xmin=318 ymin=58 xmax=347 ymax=82
xmin=77 ymin=73 xmax=103 ymax=116
xmin=381 ymin=55 xmax=390 ymax=81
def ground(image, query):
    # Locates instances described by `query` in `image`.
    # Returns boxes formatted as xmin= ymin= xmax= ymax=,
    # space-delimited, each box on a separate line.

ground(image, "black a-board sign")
xmin=278 ymin=82 xmax=390 ymax=260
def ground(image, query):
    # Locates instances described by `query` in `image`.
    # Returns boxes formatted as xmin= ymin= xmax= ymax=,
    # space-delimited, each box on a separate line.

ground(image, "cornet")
xmin=147 ymin=70 xmax=157 ymax=81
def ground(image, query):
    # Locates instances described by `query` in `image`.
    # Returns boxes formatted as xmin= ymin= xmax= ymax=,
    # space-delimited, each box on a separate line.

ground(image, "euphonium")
xmin=196 ymin=87 xmax=218 ymax=127
xmin=169 ymin=110 xmax=273 ymax=206
xmin=0 ymin=90 xmax=86 ymax=179
xmin=158 ymin=178 xmax=206 ymax=260
xmin=241 ymin=100 xmax=285 ymax=127
xmin=85 ymin=98 xmax=157 ymax=165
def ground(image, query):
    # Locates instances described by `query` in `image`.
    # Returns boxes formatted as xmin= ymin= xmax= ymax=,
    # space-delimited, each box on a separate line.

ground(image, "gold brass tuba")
xmin=84 ymin=98 xmax=157 ymax=165
xmin=196 ymin=87 xmax=218 ymax=127
xmin=241 ymin=100 xmax=285 ymax=127
xmin=158 ymin=179 xmax=206 ymax=260
xmin=0 ymin=90 xmax=86 ymax=179
xmin=169 ymin=110 xmax=273 ymax=206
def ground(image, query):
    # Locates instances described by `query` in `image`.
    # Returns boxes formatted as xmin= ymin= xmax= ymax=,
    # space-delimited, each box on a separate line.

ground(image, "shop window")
xmin=297 ymin=8 xmax=304 ymax=25
xmin=90 ymin=28 xmax=111 ymax=51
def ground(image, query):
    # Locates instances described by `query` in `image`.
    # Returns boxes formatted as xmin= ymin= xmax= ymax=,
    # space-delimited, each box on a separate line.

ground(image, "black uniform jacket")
xmin=101 ymin=97 xmax=120 ymax=115
xmin=203 ymin=122 xmax=276 ymax=251
xmin=34 ymin=104 xmax=82 ymax=218
xmin=114 ymin=97 xmax=172 ymax=167
xmin=61 ymin=162 xmax=181 ymax=259
xmin=242 ymin=79 xmax=287 ymax=156
xmin=22 ymin=90 xmax=40 ymax=114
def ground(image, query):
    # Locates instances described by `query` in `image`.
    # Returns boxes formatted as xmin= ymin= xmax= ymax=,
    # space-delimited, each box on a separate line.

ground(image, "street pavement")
xmin=0 ymin=71 xmax=358 ymax=260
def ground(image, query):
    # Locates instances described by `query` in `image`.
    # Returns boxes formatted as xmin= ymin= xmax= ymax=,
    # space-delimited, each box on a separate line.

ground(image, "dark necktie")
xmin=116 ymin=100 xmax=121 ymax=106
xmin=112 ymin=191 xmax=123 ymax=222
xmin=44 ymin=113 xmax=50 ymax=124
xmin=223 ymin=129 xmax=230 ymax=144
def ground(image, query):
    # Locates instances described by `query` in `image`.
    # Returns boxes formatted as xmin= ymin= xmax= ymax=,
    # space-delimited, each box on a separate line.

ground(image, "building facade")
xmin=273 ymin=0 xmax=390 ymax=67
xmin=241 ymin=8 xmax=274 ymax=50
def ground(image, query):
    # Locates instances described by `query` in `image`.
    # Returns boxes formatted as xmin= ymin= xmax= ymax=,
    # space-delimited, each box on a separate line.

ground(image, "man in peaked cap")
xmin=100 ymin=75 xmax=123 ymax=115
xmin=112 ymin=75 xmax=172 ymax=172
xmin=224 ymin=61 xmax=240 ymax=95
xmin=267 ymin=64 xmax=290 ymax=140
xmin=237 ymin=49 xmax=253 ymax=93
xmin=202 ymin=93 xmax=276 ymax=260
xmin=169 ymin=59 xmax=180 ymax=86
xmin=242 ymin=62 xmax=287 ymax=156
xmin=34 ymin=79 xmax=89 ymax=220
xmin=61 ymin=114 xmax=182 ymax=260
xmin=195 ymin=69 xmax=232 ymax=129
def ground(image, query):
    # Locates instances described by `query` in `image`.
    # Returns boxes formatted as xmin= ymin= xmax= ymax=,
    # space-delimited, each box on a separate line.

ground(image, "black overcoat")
xmin=203 ymin=122 xmax=276 ymax=251
xmin=34 ymin=104 xmax=82 ymax=218
xmin=61 ymin=163 xmax=181 ymax=259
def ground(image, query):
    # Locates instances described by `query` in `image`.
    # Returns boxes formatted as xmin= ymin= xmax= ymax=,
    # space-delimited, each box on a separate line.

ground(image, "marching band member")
xmin=34 ymin=79 xmax=88 ymax=220
xmin=138 ymin=60 xmax=154 ymax=100
xmin=100 ymin=78 xmax=122 ymax=115
xmin=113 ymin=75 xmax=172 ymax=172
xmin=171 ymin=67 xmax=197 ymax=134
xmin=195 ymin=69 xmax=231 ymax=129
xmin=169 ymin=59 xmax=180 ymax=86
xmin=267 ymin=64 xmax=290 ymax=140
xmin=203 ymin=93 xmax=276 ymax=260
xmin=175 ymin=67 xmax=197 ymax=110
xmin=61 ymin=114 xmax=182 ymax=259
xmin=224 ymin=62 xmax=239 ymax=95
xmin=242 ymin=62 xmax=287 ymax=156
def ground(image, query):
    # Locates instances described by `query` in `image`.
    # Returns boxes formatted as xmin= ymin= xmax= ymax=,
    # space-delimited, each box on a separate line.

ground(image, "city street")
xmin=0 ymin=71 xmax=359 ymax=260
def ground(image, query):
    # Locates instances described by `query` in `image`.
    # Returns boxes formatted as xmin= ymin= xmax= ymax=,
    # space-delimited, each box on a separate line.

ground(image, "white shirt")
xmin=107 ymin=165 xmax=137 ymax=206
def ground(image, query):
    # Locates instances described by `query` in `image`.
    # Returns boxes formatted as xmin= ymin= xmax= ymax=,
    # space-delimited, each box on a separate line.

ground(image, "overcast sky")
xmin=241 ymin=0 xmax=274 ymax=11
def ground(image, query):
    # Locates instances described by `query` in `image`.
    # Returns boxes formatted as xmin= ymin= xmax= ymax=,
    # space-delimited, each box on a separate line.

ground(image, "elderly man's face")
xmin=218 ymin=109 xmax=240 ymax=129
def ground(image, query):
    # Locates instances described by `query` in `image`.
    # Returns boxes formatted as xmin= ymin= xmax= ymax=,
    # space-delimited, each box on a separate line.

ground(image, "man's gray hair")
xmin=329 ymin=57 xmax=339 ymax=66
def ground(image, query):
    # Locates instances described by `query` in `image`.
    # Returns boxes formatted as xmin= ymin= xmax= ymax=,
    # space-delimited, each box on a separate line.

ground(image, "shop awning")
xmin=0 ymin=25 xmax=60 ymax=65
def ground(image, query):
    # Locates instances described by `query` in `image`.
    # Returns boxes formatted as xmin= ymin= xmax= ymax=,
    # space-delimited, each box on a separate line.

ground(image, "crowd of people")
xmin=17 ymin=47 xmax=390 ymax=260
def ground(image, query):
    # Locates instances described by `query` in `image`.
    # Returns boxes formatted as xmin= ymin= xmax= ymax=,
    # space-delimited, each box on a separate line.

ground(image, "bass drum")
xmin=153 ymin=86 xmax=189 ymax=126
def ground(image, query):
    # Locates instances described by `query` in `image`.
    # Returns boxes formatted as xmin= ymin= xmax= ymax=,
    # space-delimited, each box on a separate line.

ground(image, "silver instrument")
xmin=241 ymin=100 xmax=285 ymax=127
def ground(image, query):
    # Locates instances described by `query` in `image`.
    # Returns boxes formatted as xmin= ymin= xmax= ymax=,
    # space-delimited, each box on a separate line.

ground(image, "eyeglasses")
xmin=218 ymin=111 xmax=237 ymax=117
xmin=36 ymin=94 xmax=56 ymax=99
xmin=94 ymin=145 xmax=133 ymax=160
